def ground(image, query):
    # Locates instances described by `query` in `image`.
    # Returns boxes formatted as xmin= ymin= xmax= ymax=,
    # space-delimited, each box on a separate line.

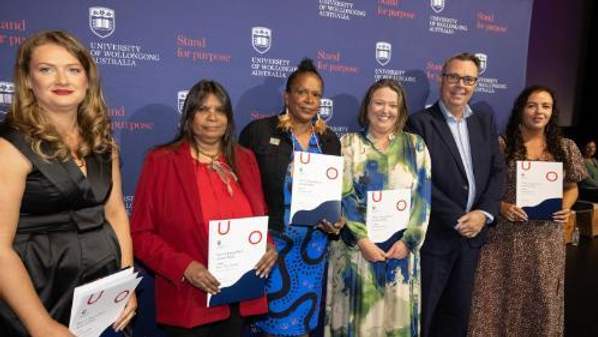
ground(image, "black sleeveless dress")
xmin=0 ymin=126 xmax=122 ymax=336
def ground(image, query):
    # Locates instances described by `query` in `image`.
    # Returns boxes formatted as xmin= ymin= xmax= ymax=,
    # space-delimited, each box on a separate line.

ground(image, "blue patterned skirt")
xmin=253 ymin=225 xmax=329 ymax=336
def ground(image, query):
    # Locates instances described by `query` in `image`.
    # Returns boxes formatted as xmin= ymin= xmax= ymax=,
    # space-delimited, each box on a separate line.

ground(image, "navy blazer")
xmin=406 ymin=102 xmax=505 ymax=254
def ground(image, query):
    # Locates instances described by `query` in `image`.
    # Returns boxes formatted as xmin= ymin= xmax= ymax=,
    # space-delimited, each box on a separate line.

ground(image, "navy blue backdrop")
xmin=0 ymin=1 xmax=533 ymax=336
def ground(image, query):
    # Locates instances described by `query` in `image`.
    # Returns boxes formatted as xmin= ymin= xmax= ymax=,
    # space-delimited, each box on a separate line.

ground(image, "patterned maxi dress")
xmin=468 ymin=138 xmax=587 ymax=337
xmin=325 ymin=131 xmax=431 ymax=337
xmin=254 ymin=132 xmax=330 ymax=336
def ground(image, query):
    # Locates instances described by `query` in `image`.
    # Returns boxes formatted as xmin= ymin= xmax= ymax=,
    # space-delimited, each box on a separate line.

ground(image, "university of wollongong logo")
xmin=319 ymin=98 xmax=334 ymax=122
xmin=431 ymin=0 xmax=445 ymax=13
xmin=375 ymin=42 xmax=391 ymax=66
xmin=475 ymin=53 xmax=487 ymax=75
xmin=251 ymin=26 xmax=272 ymax=54
xmin=177 ymin=90 xmax=189 ymax=114
xmin=89 ymin=7 xmax=115 ymax=39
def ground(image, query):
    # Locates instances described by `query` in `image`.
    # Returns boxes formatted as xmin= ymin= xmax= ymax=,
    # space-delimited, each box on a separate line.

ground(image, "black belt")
xmin=17 ymin=205 xmax=105 ymax=234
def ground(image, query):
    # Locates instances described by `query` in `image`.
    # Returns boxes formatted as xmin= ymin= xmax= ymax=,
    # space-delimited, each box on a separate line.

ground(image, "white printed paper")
xmin=516 ymin=160 xmax=563 ymax=220
xmin=207 ymin=216 xmax=268 ymax=307
xmin=289 ymin=151 xmax=343 ymax=226
xmin=366 ymin=189 xmax=411 ymax=243
xmin=69 ymin=267 xmax=141 ymax=337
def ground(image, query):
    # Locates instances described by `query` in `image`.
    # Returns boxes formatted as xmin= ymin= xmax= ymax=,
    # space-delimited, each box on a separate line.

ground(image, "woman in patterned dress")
xmin=468 ymin=85 xmax=588 ymax=337
xmin=239 ymin=58 xmax=344 ymax=337
xmin=325 ymin=79 xmax=431 ymax=337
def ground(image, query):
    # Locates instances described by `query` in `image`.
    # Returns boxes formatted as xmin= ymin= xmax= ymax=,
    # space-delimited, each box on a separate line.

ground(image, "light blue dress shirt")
xmin=439 ymin=100 xmax=494 ymax=223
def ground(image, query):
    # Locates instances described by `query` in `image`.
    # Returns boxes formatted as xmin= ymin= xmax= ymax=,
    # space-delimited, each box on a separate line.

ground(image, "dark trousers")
xmin=161 ymin=304 xmax=244 ymax=337
xmin=420 ymin=242 xmax=481 ymax=337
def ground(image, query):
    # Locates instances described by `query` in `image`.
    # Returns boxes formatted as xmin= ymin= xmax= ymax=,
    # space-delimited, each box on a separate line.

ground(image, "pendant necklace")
xmin=196 ymin=146 xmax=220 ymax=169
xmin=195 ymin=145 xmax=237 ymax=196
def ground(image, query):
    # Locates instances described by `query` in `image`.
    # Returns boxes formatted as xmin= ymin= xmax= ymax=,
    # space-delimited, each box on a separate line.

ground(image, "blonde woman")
xmin=325 ymin=79 xmax=431 ymax=337
xmin=0 ymin=31 xmax=136 ymax=336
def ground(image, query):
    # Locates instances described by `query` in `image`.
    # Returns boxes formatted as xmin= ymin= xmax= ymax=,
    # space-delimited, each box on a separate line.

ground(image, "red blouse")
xmin=195 ymin=159 xmax=253 ymax=229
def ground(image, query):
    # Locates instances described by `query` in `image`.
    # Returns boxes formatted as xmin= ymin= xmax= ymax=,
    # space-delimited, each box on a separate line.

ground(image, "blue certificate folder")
xmin=208 ymin=270 xmax=265 ymax=307
xmin=290 ymin=199 xmax=341 ymax=226
xmin=521 ymin=197 xmax=562 ymax=221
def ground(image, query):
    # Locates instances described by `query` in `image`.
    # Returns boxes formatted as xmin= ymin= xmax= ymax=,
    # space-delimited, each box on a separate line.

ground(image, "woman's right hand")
xmin=255 ymin=243 xmax=278 ymax=278
xmin=357 ymin=238 xmax=386 ymax=263
xmin=183 ymin=261 xmax=220 ymax=295
xmin=500 ymin=202 xmax=528 ymax=222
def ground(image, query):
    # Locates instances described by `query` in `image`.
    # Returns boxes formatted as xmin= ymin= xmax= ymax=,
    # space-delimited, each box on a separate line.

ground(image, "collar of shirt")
xmin=438 ymin=100 xmax=473 ymax=122
xmin=363 ymin=128 xmax=396 ymax=142
xmin=361 ymin=128 xmax=397 ymax=152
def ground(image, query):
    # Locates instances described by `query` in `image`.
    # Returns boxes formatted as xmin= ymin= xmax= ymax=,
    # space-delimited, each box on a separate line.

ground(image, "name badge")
xmin=269 ymin=137 xmax=280 ymax=146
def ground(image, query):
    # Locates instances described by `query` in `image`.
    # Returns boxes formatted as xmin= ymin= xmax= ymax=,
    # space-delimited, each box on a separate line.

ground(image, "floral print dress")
xmin=325 ymin=131 xmax=431 ymax=337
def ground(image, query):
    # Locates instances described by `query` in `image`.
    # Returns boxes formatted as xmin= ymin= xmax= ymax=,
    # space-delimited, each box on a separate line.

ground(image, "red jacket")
xmin=131 ymin=141 xmax=268 ymax=328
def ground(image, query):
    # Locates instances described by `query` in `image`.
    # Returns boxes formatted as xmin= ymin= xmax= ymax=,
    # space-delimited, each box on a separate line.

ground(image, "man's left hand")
xmin=455 ymin=210 xmax=486 ymax=238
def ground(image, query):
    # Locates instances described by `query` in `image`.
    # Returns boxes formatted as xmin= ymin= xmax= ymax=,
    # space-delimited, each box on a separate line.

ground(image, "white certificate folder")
xmin=366 ymin=189 xmax=411 ymax=243
xmin=289 ymin=151 xmax=343 ymax=226
xmin=207 ymin=216 xmax=268 ymax=307
xmin=69 ymin=267 xmax=141 ymax=337
xmin=516 ymin=160 xmax=563 ymax=220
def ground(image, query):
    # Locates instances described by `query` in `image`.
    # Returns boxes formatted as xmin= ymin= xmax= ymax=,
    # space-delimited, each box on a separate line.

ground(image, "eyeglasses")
xmin=442 ymin=73 xmax=478 ymax=86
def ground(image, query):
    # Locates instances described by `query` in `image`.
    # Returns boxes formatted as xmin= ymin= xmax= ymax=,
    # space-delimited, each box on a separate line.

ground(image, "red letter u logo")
xmin=299 ymin=152 xmax=311 ymax=164
xmin=87 ymin=291 xmax=104 ymax=305
xmin=371 ymin=191 xmax=382 ymax=203
xmin=218 ymin=221 xmax=231 ymax=235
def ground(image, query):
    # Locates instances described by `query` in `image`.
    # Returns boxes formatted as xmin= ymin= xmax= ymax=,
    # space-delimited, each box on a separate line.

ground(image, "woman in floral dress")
xmin=468 ymin=85 xmax=588 ymax=337
xmin=325 ymin=79 xmax=431 ymax=337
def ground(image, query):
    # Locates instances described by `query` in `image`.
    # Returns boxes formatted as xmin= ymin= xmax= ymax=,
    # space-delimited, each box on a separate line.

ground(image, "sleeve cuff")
xmin=162 ymin=253 xmax=194 ymax=286
xmin=479 ymin=210 xmax=494 ymax=224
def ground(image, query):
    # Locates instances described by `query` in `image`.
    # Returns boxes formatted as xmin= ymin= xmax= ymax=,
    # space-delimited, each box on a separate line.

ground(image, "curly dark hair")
xmin=278 ymin=58 xmax=328 ymax=134
xmin=503 ymin=85 xmax=566 ymax=163
xmin=285 ymin=58 xmax=324 ymax=93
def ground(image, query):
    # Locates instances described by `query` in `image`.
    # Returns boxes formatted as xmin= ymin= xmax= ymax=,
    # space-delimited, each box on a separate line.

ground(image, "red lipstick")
xmin=52 ymin=89 xmax=74 ymax=95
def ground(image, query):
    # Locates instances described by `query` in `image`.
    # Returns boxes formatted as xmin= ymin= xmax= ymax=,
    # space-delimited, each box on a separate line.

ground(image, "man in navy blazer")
xmin=406 ymin=53 xmax=505 ymax=337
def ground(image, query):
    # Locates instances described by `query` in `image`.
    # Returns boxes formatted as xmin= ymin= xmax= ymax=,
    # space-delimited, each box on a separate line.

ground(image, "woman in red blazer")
xmin=131 ymin=80 xmax=277 ymax=337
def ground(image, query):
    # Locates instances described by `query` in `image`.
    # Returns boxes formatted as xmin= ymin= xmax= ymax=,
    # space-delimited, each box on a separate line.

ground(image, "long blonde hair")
xmin=7 ymin=30 xmax=115 ymax=160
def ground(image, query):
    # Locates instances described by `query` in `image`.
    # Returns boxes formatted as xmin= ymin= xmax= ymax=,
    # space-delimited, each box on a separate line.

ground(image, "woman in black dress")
xmin=0 ymin=31 xmax=136 ymax=336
